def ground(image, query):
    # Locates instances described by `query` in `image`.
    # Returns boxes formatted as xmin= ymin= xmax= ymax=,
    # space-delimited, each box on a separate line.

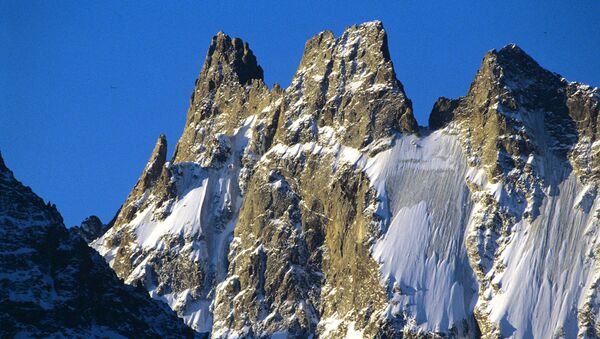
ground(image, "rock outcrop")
xmin=71 ymin=215 xmax=108 ymax=243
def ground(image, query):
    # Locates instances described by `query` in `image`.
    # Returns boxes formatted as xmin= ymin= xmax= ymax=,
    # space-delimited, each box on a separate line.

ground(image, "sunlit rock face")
xmin=431 ymin=44 xmax=600 ymax=338
xmin=93 ymin=21 xmax=600 ymax=338
xmin=0 ymin=153 xmax=193 ymax=338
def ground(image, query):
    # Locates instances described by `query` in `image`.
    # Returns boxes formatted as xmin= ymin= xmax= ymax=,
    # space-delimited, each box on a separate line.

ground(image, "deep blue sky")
xmin=2 ymin=1 xmax=599 ymax=227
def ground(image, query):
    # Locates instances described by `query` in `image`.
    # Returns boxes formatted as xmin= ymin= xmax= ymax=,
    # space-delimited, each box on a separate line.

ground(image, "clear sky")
xmin=2 ymin=1 xmax=599 ymax=227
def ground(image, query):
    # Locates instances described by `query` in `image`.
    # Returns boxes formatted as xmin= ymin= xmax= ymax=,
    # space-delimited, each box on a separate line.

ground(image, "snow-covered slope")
xmin=94 ymin=115 xmax=256 ymax=333
xmin=481 ymin=171 xmax=597 ymax=337
xmin=92 ymin=22 xmax=600 ymax=338
xmin=367 ymin=131 xmax=478 ymax=335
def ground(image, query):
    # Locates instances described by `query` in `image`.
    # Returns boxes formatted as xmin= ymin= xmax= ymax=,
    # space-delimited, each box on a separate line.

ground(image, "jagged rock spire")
xmin=175 ymin=23 xmax=419 ymax=162
xmin=71 ymin=215 xmax=109 ymax=243
xmin=282 ymin=21 xmax=417 ymax=149
xmin=173 ymin=32 xmax=275 ymax=163
xmin=185 ymin=32 xmax=266 ymax=122
xmin=139 ymin=133 xmax=167 ymax=192
xmin=198 ymin=32 xmax=264 ymax=90
xmin=429 ymin=96 xmax=459 ymax=130
xmin=111 ymin=134 xmax=169 ymax=227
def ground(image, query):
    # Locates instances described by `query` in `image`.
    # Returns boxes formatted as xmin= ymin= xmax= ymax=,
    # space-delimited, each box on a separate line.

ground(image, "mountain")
xmin=92 ymin=21 xmax=600 ymax=338
xmin=0 ymin=153 xmax=193 ymax=338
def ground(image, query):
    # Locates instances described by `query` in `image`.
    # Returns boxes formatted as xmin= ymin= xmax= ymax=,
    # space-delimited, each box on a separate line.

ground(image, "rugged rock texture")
xmin=433 ymin=44 xmax=600 ymax=338
xmin=212 ymin=147 xmax=391 ymax=338
xmin=207 ymin=23 xmax=420 ymax=337
xmin=173 ymin=32 xmax=276 ymax=165
xmin=93 ymin=21 xmax=422 ymax=337
xmin=0 ymin=152 xmax=193 ymax=338
xmin=93 ymin=22 xmax=600 ymax=338
xmin=71 ymin=215 xmax=108 ymax=243
xmin=279 ymin=21 xmax=418 ymax=149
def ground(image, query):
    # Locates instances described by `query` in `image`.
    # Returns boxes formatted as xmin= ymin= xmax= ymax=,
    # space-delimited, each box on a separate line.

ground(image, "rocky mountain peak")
xmin=283 ymin=20 xmax=417 ymax=149
xmin=471 ymin=44 xmax=565 ymax=111
xmin=298 ymin=20 xmax=392 ymax=69
xmin=174 ymin=32 xmax=274 ymax=164
xmin=491 ymin=43 xmax=538 ymax=67
xmin=489 ymin=44 xmax=557 ymax=82
xmin=201 ymin=32 xmax=264 ymax=88
xmin=427 ymin=44 xmax=580 ymax=192
xmin=90 ymin=24 xmax=600 ymax=338
xmin=427 ymin=44 xmax=573 ymax=136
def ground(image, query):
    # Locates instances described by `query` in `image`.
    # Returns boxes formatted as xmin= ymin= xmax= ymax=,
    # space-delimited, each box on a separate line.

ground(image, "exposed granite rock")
xmin=212 ymin=149 xmax=389 ymax=338
xmin=0 ymin=152 xmax=193 ymax=338
xmin=280 ymin=21 xmax=418 ymax=149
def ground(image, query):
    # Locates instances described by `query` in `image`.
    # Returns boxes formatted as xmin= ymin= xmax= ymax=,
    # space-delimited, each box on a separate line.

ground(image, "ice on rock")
xmin=366 ymin=131 xmax=478 ymax=333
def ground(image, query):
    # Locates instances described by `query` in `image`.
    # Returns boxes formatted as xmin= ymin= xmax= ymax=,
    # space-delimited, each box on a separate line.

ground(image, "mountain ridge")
xmin=85 ymin=21 xmax=600 ymax=338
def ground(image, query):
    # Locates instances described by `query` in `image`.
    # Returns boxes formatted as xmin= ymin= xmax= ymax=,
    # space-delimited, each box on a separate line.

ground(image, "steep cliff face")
xmin=0 ymin=153 xmax=192 ymax=338
xmin=279 ymin=21 xmax=417 ymax=149
xmin=211 ymin=22 xmax=421 ymax=338
xmin=431 ymin=44 xmax=600 ymax=337
xmin=93 ymin=21 xmax=600 ymax=338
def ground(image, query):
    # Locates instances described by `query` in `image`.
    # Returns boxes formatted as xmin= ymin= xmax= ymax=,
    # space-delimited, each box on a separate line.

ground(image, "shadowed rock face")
xmin=429 ymin=96 xmax=459 ymax=130
xmin=204 ymin=32 xmax=264 ymax=87
xmin=429 ymin=44 xmax=585 ymax=182
xmin=70 ymin=215 xmax=108 ymax=243
xmin=0 ymin=153 xmax=193 ymax=338
xmin=94 ymin=22 xmax=600 ymax=338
